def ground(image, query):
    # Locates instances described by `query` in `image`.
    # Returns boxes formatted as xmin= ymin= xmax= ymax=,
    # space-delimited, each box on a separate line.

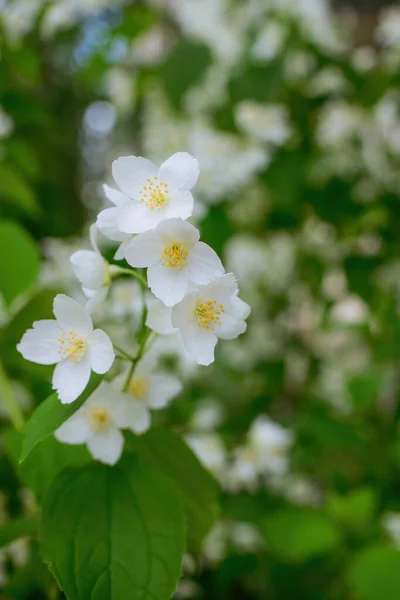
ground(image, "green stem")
xmin=111 ymin=266 xmax=148 ymax=288
xmin=114 ymin=344 xmax=136 ymax=361
xmin=123 ymin=327 xmax=152 ymax=392
xmin=0 ymin=360 xmax=24 ymax=430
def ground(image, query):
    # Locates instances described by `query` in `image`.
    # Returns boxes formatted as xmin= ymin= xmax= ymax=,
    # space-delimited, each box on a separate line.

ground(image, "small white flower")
xmin=235 ymin=101 xmax=293 ymax=146
xmin=118 ymin=358 xmax=183 ymax=415
xmin=70 ymin=224 xmax=110 ymax=310
xmin=97 ymin=152 xmax=199 ymax=235
xmin=171 ymin=273 xmax=251 ymax=366
xmin=125 ymin=218 xmax=224 ymax=306
xmin=96 ymin=184 xmax=132 ymax=259
xmin=17 ymin=294 xmax=115 ymax=404
xmin=55 ymin=381 xmax=145 ymax=466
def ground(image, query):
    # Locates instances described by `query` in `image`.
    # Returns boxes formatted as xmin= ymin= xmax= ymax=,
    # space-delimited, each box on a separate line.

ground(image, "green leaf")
xmin=327 ymin=487 xmax=376 ymax=531
xmin=39 ymin=454 xmax=186 ymax=600
xmin=261 ymin=508 xmax=341 ymax=563
xmin=0 ymin=221 xmax=40 ymax=306
xmin=20 ymin=374 xmax=103 ymax=464
xmin=0 ymin=163 xmax=39 ymax=215
xmin=348 ymin=545 xmax=400 ymax=600
xmin=4 ymin=429 xmax=90 ymax=500
xmin=160 ymin=41 xmax=211 ymax=109
xmin=0 ymin=518 xmax=38 ymax=549
xmin=129 ymin=428 xmax=220 ymax=551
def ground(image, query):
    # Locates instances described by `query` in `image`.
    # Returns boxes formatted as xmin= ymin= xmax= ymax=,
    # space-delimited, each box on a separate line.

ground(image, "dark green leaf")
xmin=130 ymin=428 xmax=220 ymax=551
xmin=0 ymin=517 xmax=38 ymax=549
xmin=39 ymin=454 xmax=186 ymax=600
xmin=0 ymin=221 xmax=40 ymax=305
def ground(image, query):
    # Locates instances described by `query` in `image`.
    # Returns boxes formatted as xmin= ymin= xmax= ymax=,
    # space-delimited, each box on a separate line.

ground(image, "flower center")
xmin=128 ymin=377 xmax=150 ymax=401
xmin=58 ymin=331 xmax=87 ymax=363
xmin=139 ymin=176 xmax=169 ymax=210
xmin=195 ymin=300 xmax=225 ymax=331
xmin=161 ymin=243 xmax=188 ymax=270
xmin=86 ymin=406 xmax=113 ymax=432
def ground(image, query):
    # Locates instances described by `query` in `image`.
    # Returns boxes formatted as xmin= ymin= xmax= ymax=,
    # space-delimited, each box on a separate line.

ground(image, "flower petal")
xmin=171 ymin=292 xmax=197 ymax=330
xmin=148 ymin=263 xmax=189 ymax=307
xmin=114 ymin=239 xmax=131 ymax=261
xmin=53 ymin=294 xmax=93 ymax=338
xmin=199 ymin=273 xmax=238 ymax=305
xmin=117 ymin=201 xmax=162 ymax=234
xmin=112 ymin=156 xmax=157 ymax=199
xmin=180 ymin=324 xmax=217 ymax=366
xmin=87 ymin=428 xmax=124 ymax=465
xmin=217 ymin=314 xmax=247 ymax=340
xmin=97 ymin=207 xmax=128 ymax=242
xmin=84 ymin=287 xmax=109 ymax=313
xmin=158 ymin=152 xmax=200 ymax=190
xmin=17 ymin=320 xmax=62 ymax=365
xmin=52 ymin=356 xmax=91 ymax=404
xmin=163 ymin=190 xmax=194 ymax=221
xmin=187 ymin=242 xmax=225 ymax=285
xmin=146 ymin=297 xmax=177 ymax=335
xmin=231 ymin=295 xmax=251 ymax=320
xmin=55 ymin=410 xmax=91 ymax=444
xmin=124 ymin=230 xmax=164 ymax=268
xmin=87 ymin=329 xmax=115 ymax=374
xmin=70 ymin=250 xmax=107 ymax=290
xmin=89 ymin=223 xmax=100 ymax=253
xmin=146 ymin=374 xmax=183 ymax=409
xmin=103 ymin=183 xmax=130 ymax=207
xmin=112 ymin=396 xmax=151 ymax=434
xmin=156 ymin=218 xmax=199 ymax=249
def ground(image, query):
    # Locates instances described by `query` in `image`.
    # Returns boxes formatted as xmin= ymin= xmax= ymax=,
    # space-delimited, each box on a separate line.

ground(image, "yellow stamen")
xmin=161 ymin=243 xmax=188 ymax=270
xmin=129 ymin=377 xmax=150 ymax=401
xmin=58 ymin=331 xmax=87 ymax=363
xmin=86 ymin=406 xmax=112 ymax=432
xmin=195 ymin=299 xmax=225 ymax=330
xmin=139 ymin=177 xmax=169 ymax=210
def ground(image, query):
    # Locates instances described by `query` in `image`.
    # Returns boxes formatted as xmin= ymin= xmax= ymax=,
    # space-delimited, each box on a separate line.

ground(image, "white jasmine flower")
xmin=98 ymin=152 xmax=199 ymax=235
xmin=70 ymin=224 xmax=110 ymax=310
xmin=55 ymin=381 xmax=145 ymax=466
xmin=125 ymin=218 xmax=224 ymax=306
xmin=17 ymin=295 xmax=115 ymax=404
xmin=117 ymin=358 xmax=183 ymax=416
xmin=185 ymin=433 xmax=227 ymax=479
xmin=171 ymin=274 xmax=250 ymax=366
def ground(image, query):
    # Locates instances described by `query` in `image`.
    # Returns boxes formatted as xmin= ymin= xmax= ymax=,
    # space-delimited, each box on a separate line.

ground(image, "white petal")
xmin=70 ymin=250 xmax=107 ymax=290
xmin=89 ymin=223 xmax=100 ymax=253
xmin=217 ymin=314 xmax=247 ymax=340
xmin=163 ymin=190 xmax=194 ymax=221
xmin=124 ymin=230 xmax=164 ymax=268
xmin=199 ymin=273 xmax=238 ymax=304
xmin=171 ymin=292 xmax=197 ymax=330
xmin=117 ymin=201 xmax=162 ymax=234
xmin=187 ymin=242 xmax=225 ymax=285
xmin=146 ymin=297 xmax=177 ymax=335
xmin=146 ymin=374 xmax=183 ymax=409
xmin=55 ymin=410 xmax=91 ymax=444
xmin=112 ymin=156 xmax=157 ymax=199
xmin=231 ymin=295 xmax=251 ymax=320
xmin=97 ymin=207 xmax=127 ymax=242
xmin=84 ymin=287 xmax=108 ymax=313
xmin=114 ymin=238 xmax=131 ymax=261
xmin=87 ymin=329 xmax=115 ymax=374
xmin=53 ymin=295 xmax=93 ymax=338
xmin=156 ymin=218 xmax=199 ymax=249
xmin=52 ymin=356 xmax=91 ymax=404
xmin=87 ymin=428 xmax=124 ymax=465
xmin=112 ymin=396 xmax=151 ymax=434
xmin=103 ymin=183 xmax=130 ymax=207
xmin=148 ymin=263 xmax=189 ymax=307
xmin=17 ymin=320 xmax=62 ymax=365
xmin=180 ymin=325 xmax=217 ymax=366
xmin=158 ymin=152 xmax=200 ymax=190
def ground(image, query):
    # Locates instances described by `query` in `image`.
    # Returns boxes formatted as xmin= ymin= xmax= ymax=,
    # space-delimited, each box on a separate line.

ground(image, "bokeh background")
xmin=2 ymin=0 xmax=400 ymax=598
